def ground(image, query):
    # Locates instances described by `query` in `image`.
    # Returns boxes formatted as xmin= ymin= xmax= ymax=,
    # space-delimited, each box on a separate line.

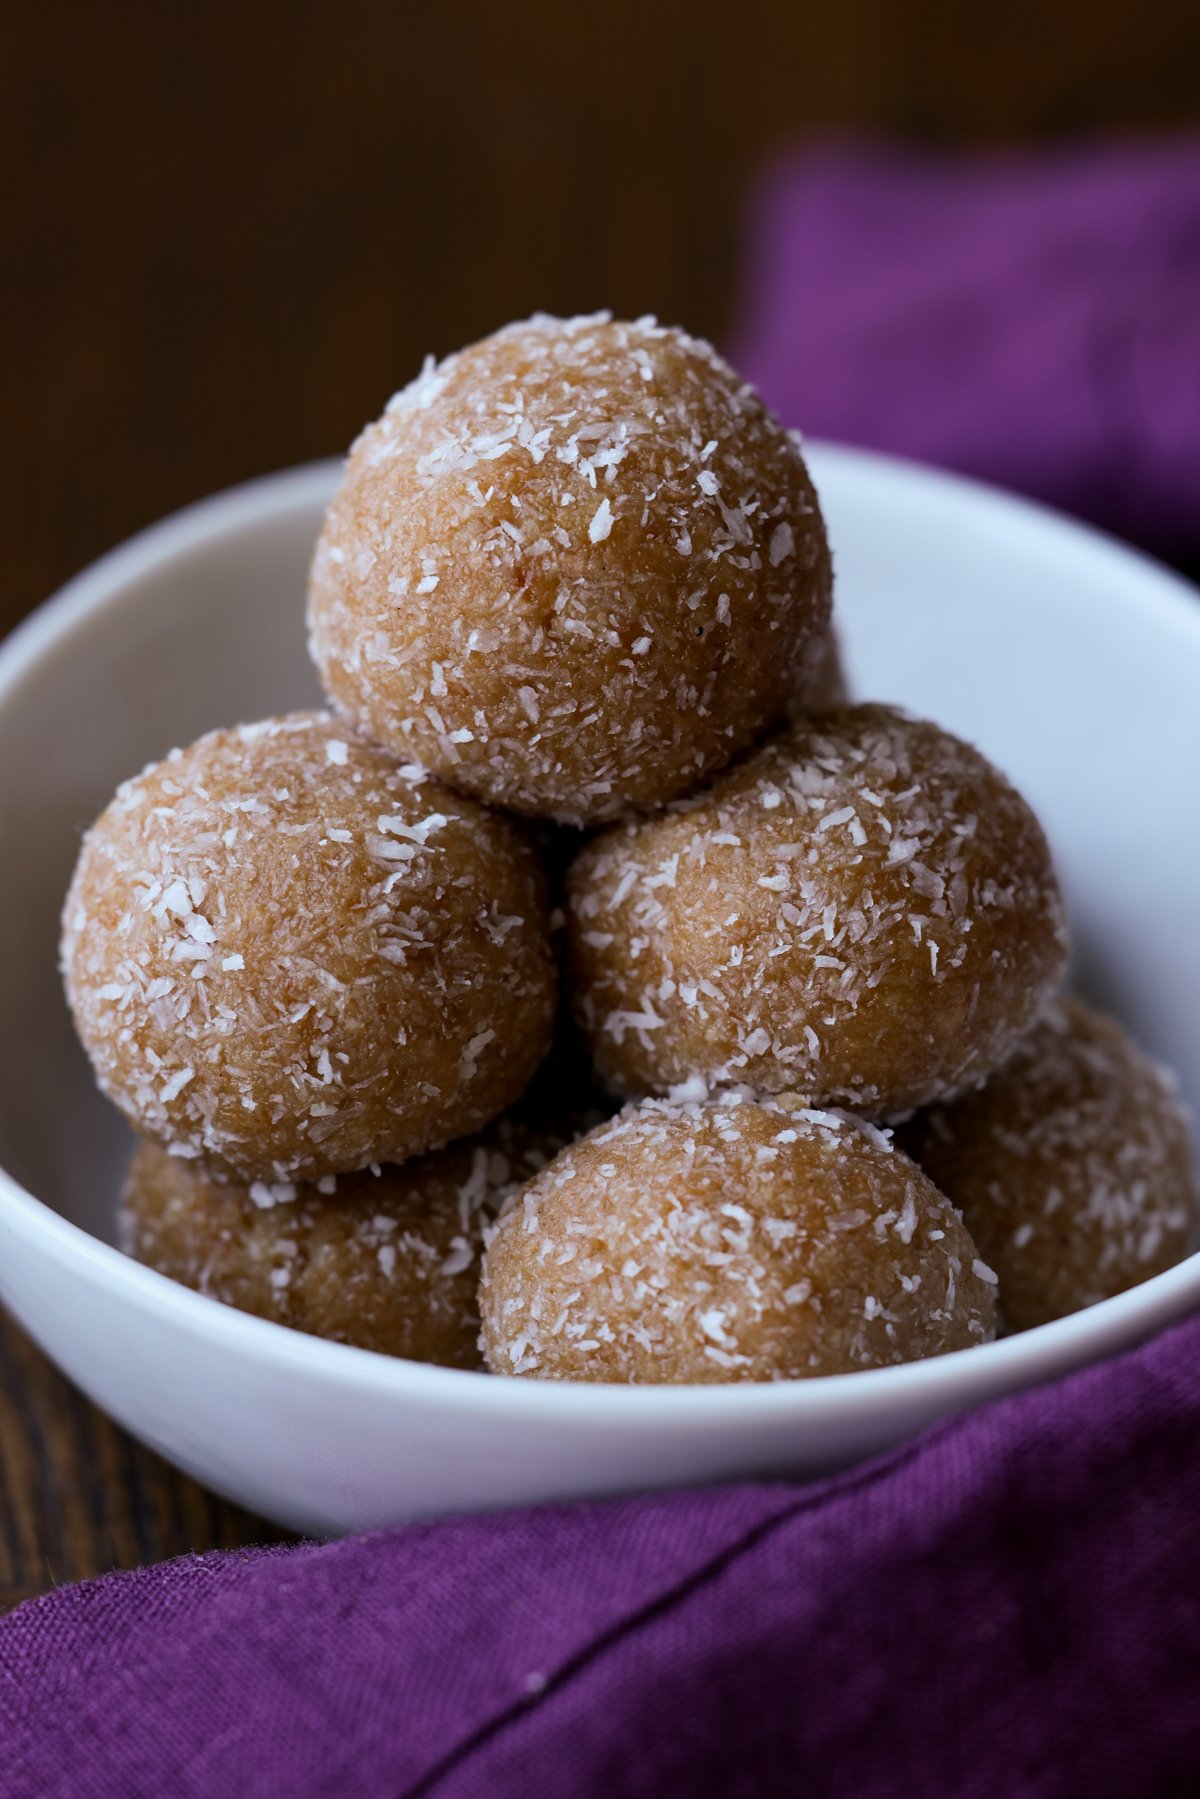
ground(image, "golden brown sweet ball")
xmin=62 ymin=712 xmax=556 ymax=1183
xmin=479 ymin=1093 xmax=997 ymax=1383
xmin=901 ymin=997 xmax=1199 ymax=1330
xmin=566 ymin=704 xmax=1068 ymax=1117
xmin=121 ymin=1113 xmax=575 ymax=1366
xmin=307 ymin=313 xmax=832 ymax=825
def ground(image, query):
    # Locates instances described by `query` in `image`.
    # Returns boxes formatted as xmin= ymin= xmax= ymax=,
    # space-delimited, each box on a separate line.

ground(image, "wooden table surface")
xmin=3 ymin=0 xmax=1198 ymax=1612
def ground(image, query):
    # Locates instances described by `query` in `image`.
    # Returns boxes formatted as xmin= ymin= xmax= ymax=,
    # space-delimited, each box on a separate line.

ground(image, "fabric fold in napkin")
xmin=5 ymin=1313 xmax=1200 ymax=1795
xmin=731 ymin=137 xmax=1200 ymax=560
xmin=4 ymin=138 xmax=1200 ymax=1797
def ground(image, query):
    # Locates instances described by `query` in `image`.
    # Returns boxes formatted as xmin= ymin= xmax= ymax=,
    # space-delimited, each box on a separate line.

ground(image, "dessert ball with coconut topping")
xmin=902 ymin=997 xmax=1198 ymax=1330
xmin=62 ymin=712 xmax=556 ymax=1183
xmin=479 ymin=1093 xmax=997 ymax=1383
xmin=566 ymin=704 xmax=1068 ymax=1117
xmin=307 ymin=312 xmax=832 ymax=825
xmin=120 ymin=1110 xmax=574 ymax=1366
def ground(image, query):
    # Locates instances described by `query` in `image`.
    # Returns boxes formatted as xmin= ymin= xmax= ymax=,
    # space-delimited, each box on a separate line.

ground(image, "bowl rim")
xmin=3 ymin=444 xmax=1199 ymax=1424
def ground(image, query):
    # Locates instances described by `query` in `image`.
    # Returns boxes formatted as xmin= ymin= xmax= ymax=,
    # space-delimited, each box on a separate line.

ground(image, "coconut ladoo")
xmin=480 ymin=1092 xmax=996 ymax=1383
xmin=902 ymin=997 xmax=1198 ymax=1329
xmin=567 ymin=705 xmax=1068 ymax=1117
xmin=308 ymin=313 xmax=832 ymax=824
xmin=63 ymin=712 xmax=556 ymax=1182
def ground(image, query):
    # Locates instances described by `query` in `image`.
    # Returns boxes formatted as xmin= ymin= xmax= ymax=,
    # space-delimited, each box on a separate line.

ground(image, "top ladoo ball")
xmin=308 ymin=313 xmax=832 ymax=825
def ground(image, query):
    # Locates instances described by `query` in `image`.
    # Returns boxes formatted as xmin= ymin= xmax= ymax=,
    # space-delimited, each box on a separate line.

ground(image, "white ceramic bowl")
xmin=1 ymin=448 xmax=1198 ymax=1537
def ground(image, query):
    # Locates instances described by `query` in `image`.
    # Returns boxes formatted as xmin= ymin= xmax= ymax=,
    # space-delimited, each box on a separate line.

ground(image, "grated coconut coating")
xmin=62 ymin=712 xmax=556 ymax=1182
xmin=307 ymin=313 xmax=832 ymax=825
xmin=901 ymin=996 xmax=1199 ymax=1331
xmin=479 ymin=1091 xmax=996 ymax=1383
xmin=566 ymin=704 xmax=1068 ymax=1117
xmin=120 ymin=1110 xmax=582 ymax=1367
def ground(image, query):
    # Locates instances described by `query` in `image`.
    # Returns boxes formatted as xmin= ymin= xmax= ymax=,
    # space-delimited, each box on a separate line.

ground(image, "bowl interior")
xmin=2 ymin=448 xmax=1198 ymax=1269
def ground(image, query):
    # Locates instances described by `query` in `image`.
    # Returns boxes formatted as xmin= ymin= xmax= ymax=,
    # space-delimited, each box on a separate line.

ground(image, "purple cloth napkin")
xmin=732 ymin=138 xmax=1200 ymax=559
xmin=5 ymin=140 xmax=1200 ymax=1797
xmin=5 ymin=1313 xmax=1200 ymax=1796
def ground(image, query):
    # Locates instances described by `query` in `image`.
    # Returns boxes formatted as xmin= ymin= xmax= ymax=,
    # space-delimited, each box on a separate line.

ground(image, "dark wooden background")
xmin=3 ymin=0 xmax=1199 ymax=1609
